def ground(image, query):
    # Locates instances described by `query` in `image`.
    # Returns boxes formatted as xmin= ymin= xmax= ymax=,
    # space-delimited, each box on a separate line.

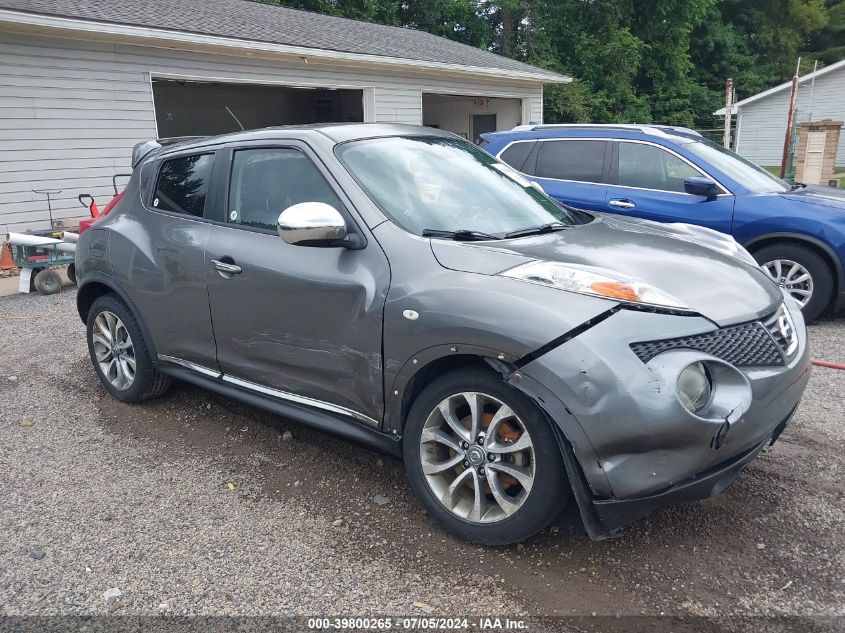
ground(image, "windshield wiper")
xmin=789 ymin=182 xmax=807 ymax=191
xmin=421 ymin=229 xmax=501 ymax=241
xmin=504 ymin=222 xmax=569 ymax=239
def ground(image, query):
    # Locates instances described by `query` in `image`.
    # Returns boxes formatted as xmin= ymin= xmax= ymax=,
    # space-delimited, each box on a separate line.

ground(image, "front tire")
xmin=403 ymin=367 xmax=569 ymax=545
xmin=754 ymin=243 xmax=832 ymax=322
xmin=86 ymin=294 xmax=170 ymax=403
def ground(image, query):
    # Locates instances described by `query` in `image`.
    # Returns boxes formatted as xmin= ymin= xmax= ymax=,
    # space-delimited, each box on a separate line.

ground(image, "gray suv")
xmin=75 ymin=124 xmax=810 ymax=544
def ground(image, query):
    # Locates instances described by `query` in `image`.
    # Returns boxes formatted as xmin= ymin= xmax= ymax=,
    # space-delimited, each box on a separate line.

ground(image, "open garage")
xmin=152 ymin=79 xmax=365 ymax=137
xmin=422 ymin=93 xmax=526 ymax=143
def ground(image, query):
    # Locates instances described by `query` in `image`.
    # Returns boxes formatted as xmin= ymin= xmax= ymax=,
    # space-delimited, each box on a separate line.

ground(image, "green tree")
xmin=258 ymin=0 xmax=839 ymax=127
xmin=631 ymin=0 xmax=714 ymax=126
xmin=803 ymin=0 xmax=845 ymax=65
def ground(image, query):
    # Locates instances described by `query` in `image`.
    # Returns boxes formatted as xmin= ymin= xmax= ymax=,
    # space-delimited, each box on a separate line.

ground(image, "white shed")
xmin=715 ymin=59 xmax=845 ymax=170
xmin=0 ymin=0 xmax=568 ymax=232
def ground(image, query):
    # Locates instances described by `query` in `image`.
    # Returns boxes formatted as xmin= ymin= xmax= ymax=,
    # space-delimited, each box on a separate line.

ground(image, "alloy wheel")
xmin=762 ymin=259 xmax=814 ymax=307
xmin=92 ymin=310 xmax=136 ymax=390
xmin=419 ymin=391 xmax=535 ymax=524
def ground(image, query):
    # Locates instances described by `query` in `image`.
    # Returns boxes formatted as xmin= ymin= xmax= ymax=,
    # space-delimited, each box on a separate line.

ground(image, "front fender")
xmin=373 ymin=219 xmax=617 ymax=432
xmin=380 ymin=272 xmax=616 ymax=432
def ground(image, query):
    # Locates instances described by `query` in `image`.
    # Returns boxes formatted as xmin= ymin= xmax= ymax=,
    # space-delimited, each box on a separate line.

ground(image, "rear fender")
xmin=76 ymin=272 xmax=157 ymax=360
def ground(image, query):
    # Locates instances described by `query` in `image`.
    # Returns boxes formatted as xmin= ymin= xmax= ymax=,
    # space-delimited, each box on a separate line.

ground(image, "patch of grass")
xmin=764 ymin=165 xmax=845 ymax=188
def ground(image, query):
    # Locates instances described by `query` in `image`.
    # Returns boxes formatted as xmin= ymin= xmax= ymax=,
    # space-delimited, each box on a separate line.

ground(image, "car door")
xmin=604 ymin=140 xmax=736 ymax=234
xmin=111 ymin=151 xmax=220 ymax=373
xmin=519 ymin=139 xmax=610 ymax=212
xmin=204 ymin=142 xmax=390 ymax=426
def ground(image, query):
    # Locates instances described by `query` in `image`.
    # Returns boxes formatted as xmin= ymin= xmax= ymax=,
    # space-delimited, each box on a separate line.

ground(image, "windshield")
xmin=336 ymin=136 xmax=583 ymax=237
xmin=685 ymin=138 xmax=790 ymax=194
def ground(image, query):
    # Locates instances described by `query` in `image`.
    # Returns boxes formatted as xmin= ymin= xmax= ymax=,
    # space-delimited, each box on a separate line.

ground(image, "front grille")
xmin=630 ymin=305 xmax=796 ymax=367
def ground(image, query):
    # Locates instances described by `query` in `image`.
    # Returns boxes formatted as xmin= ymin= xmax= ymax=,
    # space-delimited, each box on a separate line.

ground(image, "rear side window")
xmin=499 ymin=141 xmax=535 ymax=171
xmin=227 ymin=148 xmax=343 ymax=232
xmin=534 ymin=140 xmax=606 ymax=183
xmin=153 ymin=154 xmax=214 ymax=217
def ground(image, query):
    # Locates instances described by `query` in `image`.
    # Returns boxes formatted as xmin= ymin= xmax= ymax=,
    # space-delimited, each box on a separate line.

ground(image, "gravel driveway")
xmin=1 ymin=289 xmax=842 ymax=629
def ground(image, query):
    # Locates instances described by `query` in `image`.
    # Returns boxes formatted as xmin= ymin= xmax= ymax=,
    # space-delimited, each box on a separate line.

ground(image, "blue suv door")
xmin=603 ymin=140 xmax=736 ymax=234
xmin=511 ymin=138 xmax=610 ymax=212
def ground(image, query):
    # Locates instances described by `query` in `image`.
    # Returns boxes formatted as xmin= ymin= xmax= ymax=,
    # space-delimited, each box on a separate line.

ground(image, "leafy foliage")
xmin=262 ymin=0 xmax=843 ymax=126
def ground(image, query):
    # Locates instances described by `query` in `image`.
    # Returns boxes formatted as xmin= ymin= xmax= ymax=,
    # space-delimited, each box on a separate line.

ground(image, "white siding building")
xmin=715 ymin=59 xmax=845 ymax=169
xmin=0 ymin=0 xmax=567 ymax=232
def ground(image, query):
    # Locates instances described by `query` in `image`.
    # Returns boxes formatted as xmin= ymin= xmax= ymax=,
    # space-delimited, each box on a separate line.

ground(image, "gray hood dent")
xmin=431 ymin=214 xmax=782 ymax=327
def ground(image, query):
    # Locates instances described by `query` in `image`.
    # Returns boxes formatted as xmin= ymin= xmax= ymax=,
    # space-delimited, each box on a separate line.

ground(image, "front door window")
xmin=227 ymin=148 xmax=343 ymax=231
xmin=617 ymin=142 xmax=703 ymax=193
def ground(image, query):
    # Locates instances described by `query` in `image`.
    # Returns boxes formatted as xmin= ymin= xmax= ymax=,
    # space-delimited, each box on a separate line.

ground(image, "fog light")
xmin=678 ymin=362 xmax=712 ymax=413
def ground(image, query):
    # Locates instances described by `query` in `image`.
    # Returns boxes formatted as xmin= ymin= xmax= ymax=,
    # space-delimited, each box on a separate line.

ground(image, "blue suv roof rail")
xmin=509 ymin=123 xmax=702 ymax=139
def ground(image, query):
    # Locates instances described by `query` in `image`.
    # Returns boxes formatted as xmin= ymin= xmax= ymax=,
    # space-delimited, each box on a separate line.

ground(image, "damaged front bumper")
xmin=513 ymin=297 xmax=811 ymax=539
xmin=591 ymin=408 xmax=794 ymax=532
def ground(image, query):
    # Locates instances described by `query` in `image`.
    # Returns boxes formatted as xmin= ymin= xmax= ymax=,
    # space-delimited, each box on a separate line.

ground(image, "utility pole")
xmin=723 ymin=78 xmax=733 ymax=148
xmin=780 ymin=58 xmax=801 ymax=178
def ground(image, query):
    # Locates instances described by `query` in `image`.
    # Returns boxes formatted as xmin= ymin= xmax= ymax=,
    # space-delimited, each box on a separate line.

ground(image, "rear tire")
xmin=86 ymin=294 xmax=170 ymax=403
xmin=66 ymin=263 xmax=77 ymax=285
xmin=34 ymin=269 xmax=61 ymax=295
xmin=754 ymin=243 xmax=832 ymax=322
xmin=403 ymin=367 xmax=569 ymax=545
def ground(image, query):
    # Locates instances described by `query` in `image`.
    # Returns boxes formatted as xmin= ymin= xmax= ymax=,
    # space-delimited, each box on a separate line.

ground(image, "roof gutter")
xmin=0 ymin=8 xmax=570 ymax=84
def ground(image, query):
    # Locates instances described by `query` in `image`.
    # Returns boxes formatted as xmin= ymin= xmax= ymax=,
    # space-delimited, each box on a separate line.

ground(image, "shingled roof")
xmin=0 ymin=0 xmax=568 ymax=82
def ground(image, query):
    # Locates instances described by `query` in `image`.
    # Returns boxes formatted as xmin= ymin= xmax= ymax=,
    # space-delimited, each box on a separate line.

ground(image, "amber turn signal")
xmin=590 ymin=281 xmax=640 ymax=302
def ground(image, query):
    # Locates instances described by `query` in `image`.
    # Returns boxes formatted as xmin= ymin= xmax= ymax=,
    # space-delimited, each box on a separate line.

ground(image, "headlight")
xmin=499 ymin=261 xmax=691 ymax=311
xmin=677 ymin=362 xmax=713 ymax=413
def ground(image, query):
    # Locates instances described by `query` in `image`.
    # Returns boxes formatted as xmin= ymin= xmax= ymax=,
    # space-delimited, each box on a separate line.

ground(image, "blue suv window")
xmin=533 ymin=140 xmax=606 ymax=183
xmin=617 ymin=142 xmax=701 ymax=193
xmin=499 ymin=141 xmax=535 ymax=172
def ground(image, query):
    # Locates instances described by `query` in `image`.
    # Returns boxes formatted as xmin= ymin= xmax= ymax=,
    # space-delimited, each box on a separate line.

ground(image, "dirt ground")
xmin=0 ymin=288 xmax=842 ymax=631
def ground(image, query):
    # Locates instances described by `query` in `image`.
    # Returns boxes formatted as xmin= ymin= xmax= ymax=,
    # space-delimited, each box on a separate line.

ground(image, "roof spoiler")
xmin=131 ymin=136 xmax=207 ymax=168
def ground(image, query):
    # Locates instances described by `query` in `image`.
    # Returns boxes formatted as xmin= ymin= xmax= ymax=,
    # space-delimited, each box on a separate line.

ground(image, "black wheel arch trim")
xmin=386 ymin=343 xmax=521 ymax=435
xmin=744 ymin=232 xmax=844 ymax=308
xmin=76 ymin=273 xmax=159 ymax=361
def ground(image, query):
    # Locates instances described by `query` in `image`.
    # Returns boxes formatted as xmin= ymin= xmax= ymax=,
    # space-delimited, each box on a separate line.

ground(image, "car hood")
xmin=430 ymin=214 xmax=782 ymax=327
xmin=779 ymin=184 xmax=845 ymax=211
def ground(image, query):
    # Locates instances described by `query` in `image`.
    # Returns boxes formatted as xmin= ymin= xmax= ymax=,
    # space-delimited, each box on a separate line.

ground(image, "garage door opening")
xmin=152 ymin=79 xmax=364 ymax=137
xmin=422 ymin=93 xmax=523 ymax=143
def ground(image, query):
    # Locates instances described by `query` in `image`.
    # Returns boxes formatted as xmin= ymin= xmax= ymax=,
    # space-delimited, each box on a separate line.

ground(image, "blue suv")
xmin=481 ymin=124 xmax=845 ymax=321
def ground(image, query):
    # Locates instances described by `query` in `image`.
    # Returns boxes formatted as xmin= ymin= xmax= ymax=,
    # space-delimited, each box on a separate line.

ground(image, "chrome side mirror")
xmin=277 ymin=202 xmax=348 ymax=246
